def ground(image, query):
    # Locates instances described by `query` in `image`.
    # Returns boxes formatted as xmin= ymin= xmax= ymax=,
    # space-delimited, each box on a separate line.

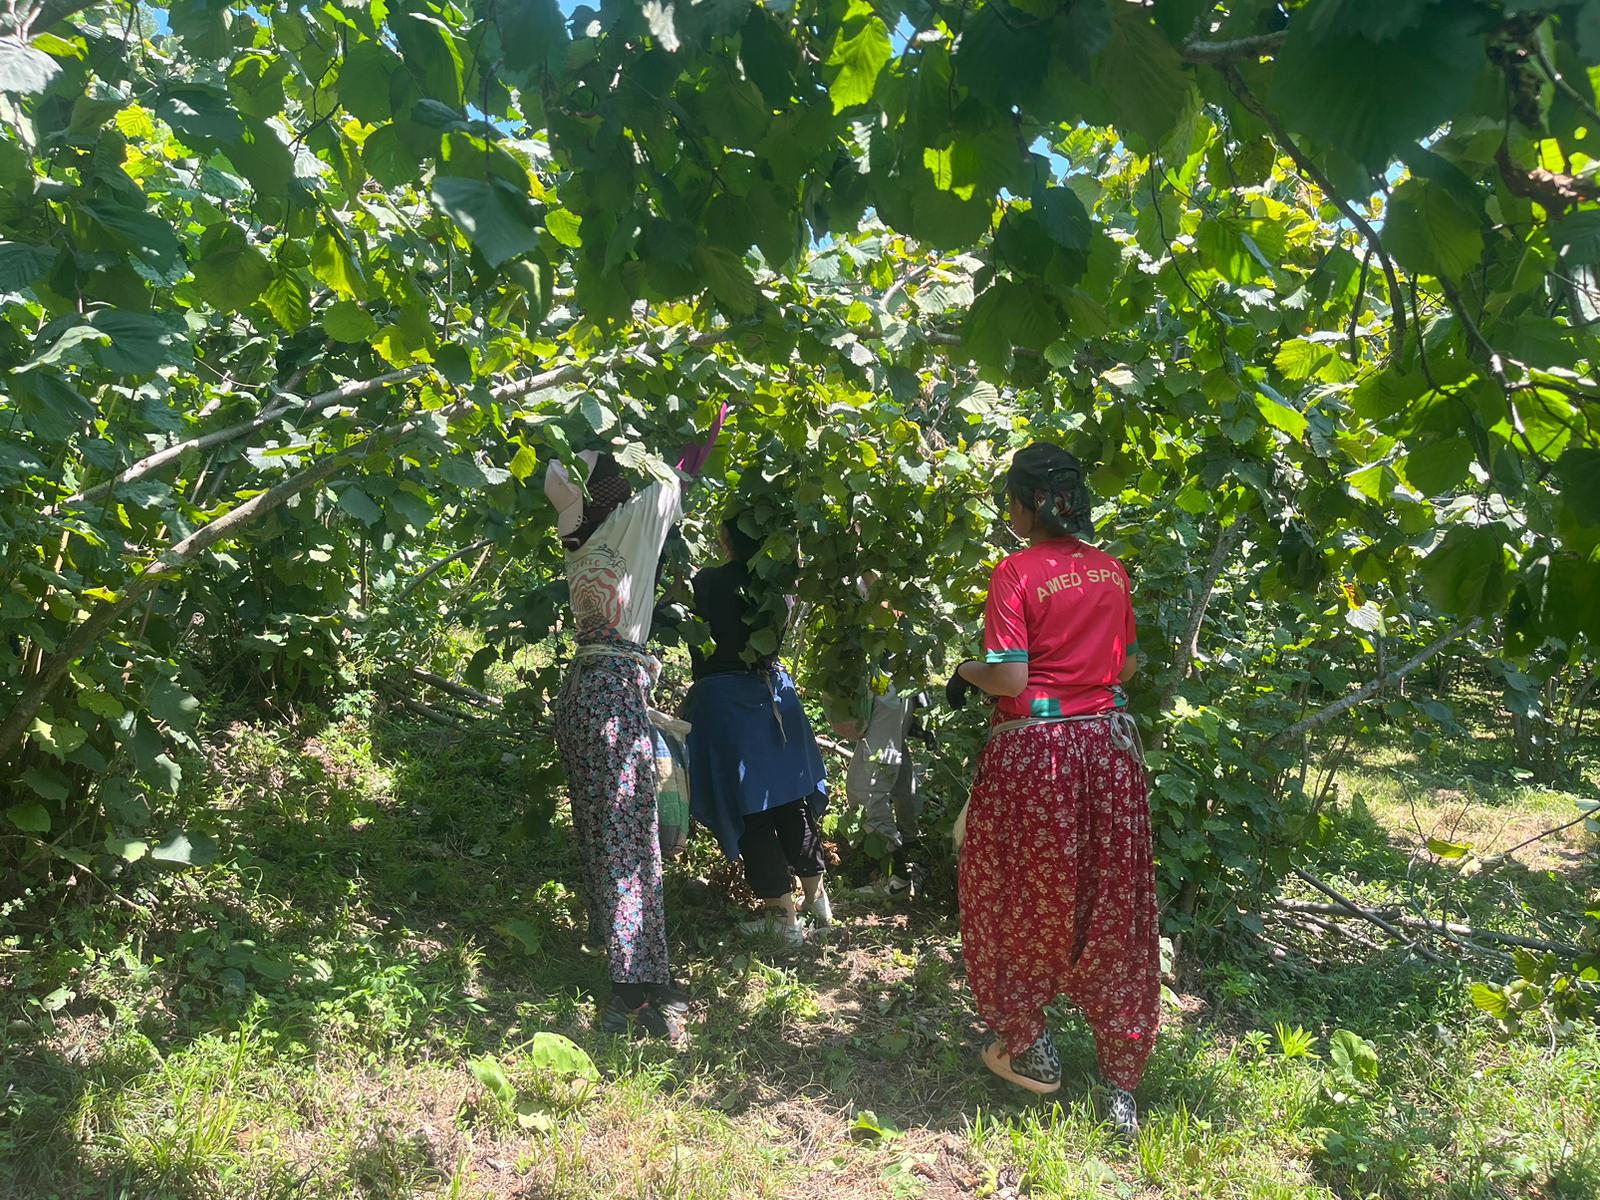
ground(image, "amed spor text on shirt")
xmin=1032 ymin=563 xmax=1128 ymax=604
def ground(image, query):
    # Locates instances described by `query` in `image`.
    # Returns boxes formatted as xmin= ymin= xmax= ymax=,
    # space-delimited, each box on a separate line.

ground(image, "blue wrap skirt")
xmin=684 ymin=666 xmax=829 ymax=860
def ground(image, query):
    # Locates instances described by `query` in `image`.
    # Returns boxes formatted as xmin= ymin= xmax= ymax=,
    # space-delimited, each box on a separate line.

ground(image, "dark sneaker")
xmin=598 ymin=993 xmax=688 ymax=1047
xmin=1106 ymin=1086 xmax=1139 ymax=1139
xmin=651 ymin=981 xmax=691 ymax=1011
xmin=982 ymin=1033 xmax=1061 ymax=1095
xmin=636 ymin=998 xmax=688 ymax=1047
xmin=598 ymin=993 xmax=642 ymax=1036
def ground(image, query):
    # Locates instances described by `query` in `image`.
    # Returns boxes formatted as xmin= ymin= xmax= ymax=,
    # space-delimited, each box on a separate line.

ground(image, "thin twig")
xmin=1528 ymin=38 xmax=1600 ymax=131
xmin=395 ymin=539 xmax=495 ymax=603
xmin=1276 ymin=899 xmax=1579 ymax=957
xmin=1499 ymin=809 xmax=1594 ymax=861
xmin=1348 ymin=246 xmax=1371 ymax=363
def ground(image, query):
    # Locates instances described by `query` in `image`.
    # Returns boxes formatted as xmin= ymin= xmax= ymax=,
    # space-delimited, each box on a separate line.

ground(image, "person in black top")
xmin=681 ymin=513 xmax=832 ymax=945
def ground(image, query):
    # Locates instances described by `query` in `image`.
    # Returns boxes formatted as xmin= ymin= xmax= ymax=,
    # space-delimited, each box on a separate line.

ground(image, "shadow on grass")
xmin=5 ymin=708 xmax=1592 ymax=1198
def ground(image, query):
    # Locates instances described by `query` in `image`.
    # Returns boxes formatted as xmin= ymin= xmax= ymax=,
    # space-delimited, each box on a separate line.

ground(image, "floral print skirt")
xmin=553 ymin=637 xmax=669 ymax=987
xmin=958 ymin=718 xmax=1159 ymax=1091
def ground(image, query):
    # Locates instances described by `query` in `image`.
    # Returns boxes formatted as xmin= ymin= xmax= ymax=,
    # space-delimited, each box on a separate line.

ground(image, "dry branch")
xmin=405 ymin=666 xmax=503 ymax=710
xmin=1276 ymin=898 xmax=1581 ymax=957
xmin=1272 ymin=907 xmax=1390 ymax=955
xmin=1290 ymin=868 xmax=1445 ymax=963
xmin=815 ymin=735 xmax=855 ymax=760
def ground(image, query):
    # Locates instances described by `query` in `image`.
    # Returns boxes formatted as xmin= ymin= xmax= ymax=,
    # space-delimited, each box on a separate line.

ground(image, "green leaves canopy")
xmin=0 ymin=0 xmax=1596 ymax=932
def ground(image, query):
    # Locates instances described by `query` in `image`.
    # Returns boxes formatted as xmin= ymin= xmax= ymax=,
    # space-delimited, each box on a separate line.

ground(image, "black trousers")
xmin=740 ymin=798 xmax=826 ymax=899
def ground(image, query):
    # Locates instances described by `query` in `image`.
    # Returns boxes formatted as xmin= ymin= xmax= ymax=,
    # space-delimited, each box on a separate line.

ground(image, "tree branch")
xmin=1221 ymin=66 xmax=1408 ymax=363
xmin=1269 ymin=619 xmax=1483 ymax=748
xmin=1158 ymin=519 xmax=1242 ymax=715
xmin=1494 ymin=142 xmax=1600 ymax=214
xmin=395 ymin=538 xmax=494 ymax=603
xmin=1290 ymin=869 xmax=1445 ymax=963
xmin=1438 ymin=278 xmax=1551 ymax=471
xmin=1180 ymin=31 xmax=1287 ymax=64
xmin=0 ymin=0 xmax=98 ymax=37
xmin=405 ymin=666 xmax=503 ymax=710
xmin=47 ymin=368 xmax=424 ymax=516
xmin=1276 ymin=899 xmax=1579 ymax=957
xmin=880 ymin=260 xmax=935 ymax=314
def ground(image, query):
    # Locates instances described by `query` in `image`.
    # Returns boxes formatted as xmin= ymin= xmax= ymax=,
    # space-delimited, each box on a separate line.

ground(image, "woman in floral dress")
xmin=945 ymin=442 xmax=1155 ymax=1136
xmin=544 ymin=411 xmax=723 ymax=1043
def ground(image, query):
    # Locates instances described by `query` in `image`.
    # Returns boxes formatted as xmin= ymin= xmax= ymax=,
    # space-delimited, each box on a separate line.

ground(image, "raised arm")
xmin=674 ymin=402 xmax=729 ymax=478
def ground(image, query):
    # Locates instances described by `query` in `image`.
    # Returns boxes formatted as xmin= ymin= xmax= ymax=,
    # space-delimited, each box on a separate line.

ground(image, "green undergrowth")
xmin=2 ymin=708 xmax=1597 ymax=1200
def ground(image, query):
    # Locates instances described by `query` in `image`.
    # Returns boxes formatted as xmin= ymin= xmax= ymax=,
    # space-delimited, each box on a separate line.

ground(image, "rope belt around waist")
xmin=987 ymin=710 xmax=1145 ymax=764
xmin=566 ymin=643 xmax=692 ymax=736
xmin=571 ymin=641 xmax=662 ymax=683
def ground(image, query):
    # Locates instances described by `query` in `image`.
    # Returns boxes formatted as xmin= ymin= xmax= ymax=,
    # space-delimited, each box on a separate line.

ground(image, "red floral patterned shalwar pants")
xmin=958 ymin=719 xmax=1160 ymax=1091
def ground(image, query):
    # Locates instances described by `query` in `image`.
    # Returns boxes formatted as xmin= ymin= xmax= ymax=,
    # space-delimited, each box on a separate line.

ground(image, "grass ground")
xmin=2 ymin=698 xmax=1597 ymax=1200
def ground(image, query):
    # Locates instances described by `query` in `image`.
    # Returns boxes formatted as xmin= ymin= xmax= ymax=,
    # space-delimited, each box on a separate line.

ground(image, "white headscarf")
xmin=542 ymin=450 xmax=601 ymax=540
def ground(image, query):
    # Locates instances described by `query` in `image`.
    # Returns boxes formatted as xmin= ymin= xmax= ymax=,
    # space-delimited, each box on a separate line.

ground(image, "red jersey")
xmin=981 ymin=538 xmax=1139 ymax=720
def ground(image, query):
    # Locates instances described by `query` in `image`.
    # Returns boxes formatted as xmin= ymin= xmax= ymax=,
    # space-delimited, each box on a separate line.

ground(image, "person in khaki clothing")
xmin=825 ymin=573 xmax=929 ymax=892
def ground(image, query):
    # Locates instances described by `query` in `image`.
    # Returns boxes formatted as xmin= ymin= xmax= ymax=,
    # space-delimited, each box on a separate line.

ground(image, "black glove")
xmin=945 ymin=661 xmax=976 ymax=710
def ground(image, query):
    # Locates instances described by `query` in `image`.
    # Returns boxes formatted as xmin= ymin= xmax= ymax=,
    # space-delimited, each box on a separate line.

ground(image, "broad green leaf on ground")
xmin=528 ymin=1032 xmax=599 ymax=1082
xmin=469 ymin=1055 xmax=516 ymax=1104
xmin=1329 ymin=1029 xmax=1380 ymax=1086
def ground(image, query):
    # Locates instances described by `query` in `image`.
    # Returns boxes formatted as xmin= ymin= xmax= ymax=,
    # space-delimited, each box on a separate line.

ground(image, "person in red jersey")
xmin=945 ymin=442 xmax=1154 ymax=1138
